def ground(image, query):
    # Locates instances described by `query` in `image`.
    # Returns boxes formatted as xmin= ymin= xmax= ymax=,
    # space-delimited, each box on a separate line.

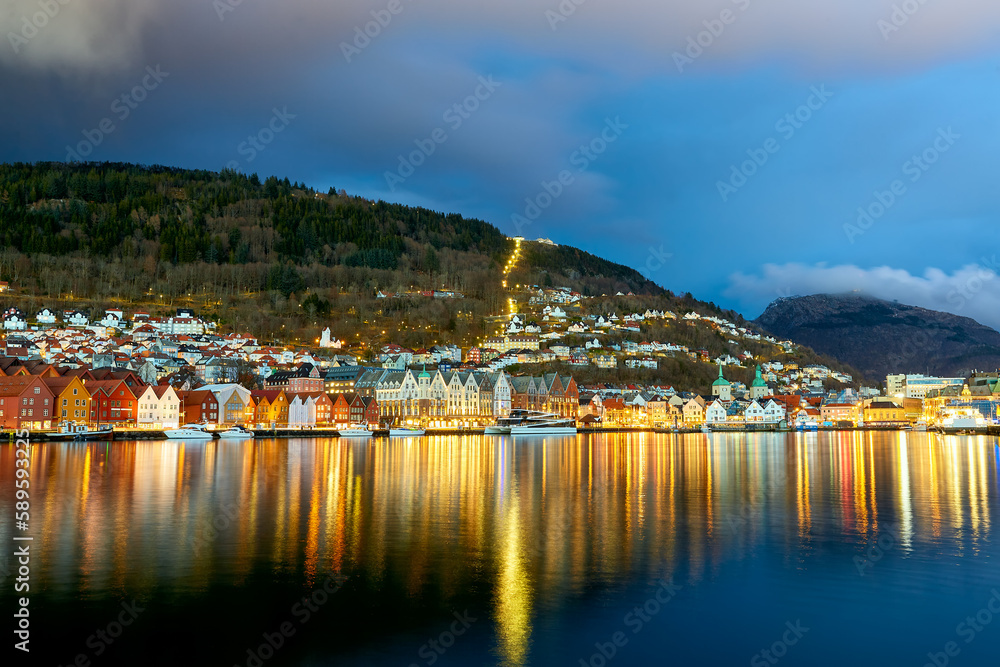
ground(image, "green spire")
xmin=712 ymin=365 xmax=730 ymax=387
xmin=419 ymin=364 xmax=430 ymax=379
xmin=751 ymin=365 xmax=767 ymax=388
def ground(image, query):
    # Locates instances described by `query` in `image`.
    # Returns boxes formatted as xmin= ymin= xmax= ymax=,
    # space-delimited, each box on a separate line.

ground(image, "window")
xmin=43 ymin=410 xmax=48 ymax=417
xmin=34 ymin=387 xmax=40 ymax=394
xmin=29 ymin=398 xmax=34 ymax=406
xmin=21 ymin=409 xmax=26 ymax=416
xmin=73 ymin=388 xmax=78 ymax=395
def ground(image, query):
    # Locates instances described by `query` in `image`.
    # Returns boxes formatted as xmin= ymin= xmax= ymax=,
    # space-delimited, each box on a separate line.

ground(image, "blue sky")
xmin=3 ymin=0 xmax=1000 ymax=326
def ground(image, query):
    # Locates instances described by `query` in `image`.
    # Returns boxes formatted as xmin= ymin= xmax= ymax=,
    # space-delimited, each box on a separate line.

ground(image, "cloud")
xmin=5 ymin=1 xmax=1000 ymax=73
xmin=727 ymin=262 xmax=1000 ymax=331
xmin=1 ymin=0 xmax=160 ymax=70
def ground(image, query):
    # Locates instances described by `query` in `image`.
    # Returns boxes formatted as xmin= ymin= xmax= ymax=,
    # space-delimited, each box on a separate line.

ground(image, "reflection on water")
xmin=0 ymin=432 xmax=998 ymax=665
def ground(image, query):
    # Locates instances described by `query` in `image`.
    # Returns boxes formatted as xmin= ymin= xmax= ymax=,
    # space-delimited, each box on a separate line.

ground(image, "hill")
xmin=0 ymin=162 xmax=668 ymax=344
xmin=755 ymin=294 xmax=1000 ymax=380
xmin=0 ymin=162 xmax=865 ymax=391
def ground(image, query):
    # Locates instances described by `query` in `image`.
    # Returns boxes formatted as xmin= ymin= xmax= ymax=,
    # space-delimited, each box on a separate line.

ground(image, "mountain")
xmin=755 ymin=294 xmax=1000 ymax=380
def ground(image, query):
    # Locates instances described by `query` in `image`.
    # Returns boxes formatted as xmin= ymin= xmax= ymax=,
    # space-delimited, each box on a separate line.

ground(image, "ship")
xmin=493 ymin=410 xmax=577 ymax=436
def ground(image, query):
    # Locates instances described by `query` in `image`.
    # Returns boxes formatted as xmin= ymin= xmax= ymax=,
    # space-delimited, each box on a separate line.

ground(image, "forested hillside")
xmin=0 ymin=162 xmax=659 ymax=345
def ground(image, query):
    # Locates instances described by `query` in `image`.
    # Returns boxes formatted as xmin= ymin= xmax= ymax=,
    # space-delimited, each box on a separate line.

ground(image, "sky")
xmin=3 ymin=1 xmax=1000 ymax=327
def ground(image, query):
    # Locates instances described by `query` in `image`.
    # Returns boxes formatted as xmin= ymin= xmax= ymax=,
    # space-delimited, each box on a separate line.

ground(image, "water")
xmin=2 ymin=433 xmax=998 ymax=666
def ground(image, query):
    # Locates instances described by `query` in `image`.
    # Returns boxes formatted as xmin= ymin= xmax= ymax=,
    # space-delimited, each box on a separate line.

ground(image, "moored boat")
xmin=219 ymin=426 xmax=254 ymax=439
xmin=164 ymin=424 xmax=214 ymax=440
xmin=388 ymin=427 xmax=425 ymax=437
xmin=338 ymin=425 xmax=372 ymax=437
xmin=505 ymin=410 xmax=577 ymax=436
xmin=49 ymin=421 xmax=114 ymax=441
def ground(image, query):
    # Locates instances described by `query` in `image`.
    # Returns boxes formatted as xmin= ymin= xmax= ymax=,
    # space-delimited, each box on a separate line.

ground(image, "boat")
xmin=49 ymin=421 xmax=114 ymax=441
xmin=389 ymin=427 xmax=425 ymax=437
xmin=939 ymin=407 xmax=989 ymax=434
xmin=338 ymin=425 xmax=372 ymax=437
xmin=794 ymin=418 xmax=819 ymax=432
xmin=164 ymin=424 xmax=215 ymax=440
xmin=483 ymin=425 xmax=511 ymax=435
xmin=505 ymin=410 xmax=577 ymax=436
xmin=219 ymin=426 xmax=255 ymax=439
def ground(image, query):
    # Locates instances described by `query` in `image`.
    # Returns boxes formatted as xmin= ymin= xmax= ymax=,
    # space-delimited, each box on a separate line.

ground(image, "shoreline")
xmin=7 ymin=425 xmax=1000 ymax=442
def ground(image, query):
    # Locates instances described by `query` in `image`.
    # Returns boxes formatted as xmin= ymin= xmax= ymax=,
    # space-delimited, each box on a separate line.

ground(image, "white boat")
xmin=483 ymin=425 xmax=511 ymax=435
xmin=940 ymin=407 xmax=989 ymax=434
xmin=505 ymin=410 xmax=577 ymax=436
xmin=219 ymin=426 xmax=254 ymax=439
xmin=338 ymin=425 xmax=372 ymax=437
xmin=389 ymin=427 xmax=425 ymax=437
xmin=164 ymin=424 xmax=214 ymax=440
xmin=49 ymin=421 xmax=114 ymax=441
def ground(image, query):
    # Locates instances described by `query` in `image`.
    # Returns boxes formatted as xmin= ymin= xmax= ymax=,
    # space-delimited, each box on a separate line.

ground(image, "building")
xmin=821 ymin=402 xmax=858 ymax=425
xmin=324 ymin=366 xmax=370 ymax=393
xmin=219 ymin=388 xmax=253 ymax=426
xmin=42 ymin=376 xmax=91 ymax=426
xmin=863 ymin=399 xmax=908 ymax=426
xmin=87 ymin=380 xmax=139 ymax=427
xmin=251 ymin=390 xmax=289 ymax=427
xmin=3 ymin=308 xmax=27 ymax=331
xmin=265 ymin=364 xmax=324 ymax=392
xmin=178 ymin=389 xmax=218 ymax=426
xmin=0 ymin=376 xmax=56 ymax=429
xmin=137 ymin=385 xmax=181 ymax=429
xmin=887 ymin=374 xmax=965 ymax=399
xmin=749 ymin=366 xmax=770 ymax=400
xmin=712 ymin=366 xmax=732 ymax=402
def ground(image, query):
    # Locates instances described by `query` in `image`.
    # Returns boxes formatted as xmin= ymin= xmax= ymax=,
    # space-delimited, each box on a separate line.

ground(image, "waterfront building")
xmin=0 ymin=375 xmax=56 ymax=429
xmin=138 ymin=385 xmax=181 ymax=429
xmin=41 ymin=375 xmax=91 ymax=425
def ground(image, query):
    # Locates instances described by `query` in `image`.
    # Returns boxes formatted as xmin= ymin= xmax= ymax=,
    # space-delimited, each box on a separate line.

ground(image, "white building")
xmin=319 ymin=327 xmax=343 ymax=349
xmin=287 ymin=394 xmax=317 ymax=428
xmin=136 ymin=385 xmax=181 ymax=429
xmin=705 ymin=400 xmax=728 ymax=424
